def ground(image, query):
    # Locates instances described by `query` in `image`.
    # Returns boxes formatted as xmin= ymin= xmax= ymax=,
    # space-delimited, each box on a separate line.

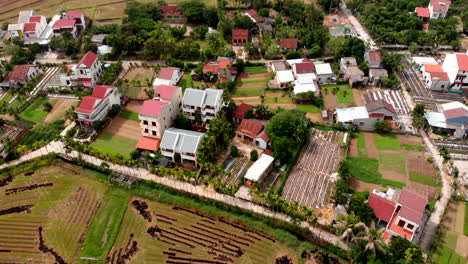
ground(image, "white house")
xmin=61 ymin=51 xmax=103 ymax=88
xmin=442 ymin=53 xmax=468 ymax=91
xmin=421 ymin=64 xmax=450 ymax=91
xmin=293 ymin=73 xmax=319 ymax=96
xmin=269 ymin=70 xmax=294 ymax=89
xmin=428 ymin=0 xmax=451 ymax=20
xmin=7 ymin=11 xmax=49 ymax=43
xmin=336 ymin=99 xmax=396 ymax=131
xmin=160 ymin=128 xmax=205 ymax=166
xmin=153 ymin=67 xmax=182 ymax=87
xmin=182 ymin=88 xmax=224 ymax=126
xmin=154 ymin=84 xmax=182 ymax=120
xmin=244 ymin=153 xmax=274 ymax=184
xmin=314 ymin=62 xmax=334 ymax=84
xmin=75 ymin=85 xmax=121 ymax=130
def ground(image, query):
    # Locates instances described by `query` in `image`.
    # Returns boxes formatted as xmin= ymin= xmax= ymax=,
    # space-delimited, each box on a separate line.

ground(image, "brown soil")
xmin=381 ymin=170 xmax=408 ymax=184
xmin=405 ymin=151 xmax=436 ymax=178
xmin=349 ymin=138 xmax=358 ymax=157
xmin=456 ymin=235 xmax=468 ymax=257
xmin=442 ymin=201 xmax=465 ymax=234
xmin=363 ymin=132 xmax=378 ymax=159
xmin=305 ymin=113 xmax=323 ymax=123
xmin=102 ymin=117 xmax=141 ymax=141
xmin=124 ymin=100 xmax=143 ymax=113
xmin=136 ymin=86 xmax=151 ymax=100
xmin=44 ymin=99 xmax=78 ymax=123
xmin=0 ymin=114 xmax=14 ymax=121
xmin=239 ymin=72 xmax=269 ymax=79
xmin=398 ymin=134 xmax=423 ymax=145
xmin=323 ymin=93 xmax=338 ymax=110
xmin=352 ymin=88 xmax=366 ymax=107
xmin=349 ymin=177 xmax=384 ymax=192
xmin=407 ymin=181 xmax=437 ymax=201
xmin=237 ymin=82 xmax=266 ymax=89
xmin=266 ymin=103 xmax=296 ymax=109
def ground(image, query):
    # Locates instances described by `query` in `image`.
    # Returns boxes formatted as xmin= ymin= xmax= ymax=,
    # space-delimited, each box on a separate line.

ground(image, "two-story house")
xmin=368 ymin=188 xmax=428 ymax=242
xmin=421 ymin=64 xmax=450 ymax=91
xmin=7 ymin=11 xmax=48 ymax=43
xmin=160 ymin=128 xmax=205 ymax=166
xmin=154 ymin=85 xmax=183 ymax=119
xmin=365 ymin=51 xmax=383 ymax=69
xmin=75 ymin=85 xmax=121 ymax=130
xmin=340 ymin=57 xmax=365 ymax=86
xmin=160 ymin=5 xmax=187 ymax=24
xmin=153 ymin=67 xmax=182 ymax=86
xmin=52 ymin=19 xmax=78 ymax=39
xmin=202 ymin=58 xmax=237 ymax=81
xmin=64 ymin=10 xmax=86 ymax=30
xmin=442 ymin=53 xmax=468 ymax=92
xmin=314 ymin=62 xmax=334 ymax=85
xmin=428 ymin=0 xmax=451 ymax=19
xmin=61 ymin=51 xmax=103 ymax=88
xmin=0 ymin=64 xmax=40 ymax=89
xmin=182 ymin=88 xmax=224 ymax=126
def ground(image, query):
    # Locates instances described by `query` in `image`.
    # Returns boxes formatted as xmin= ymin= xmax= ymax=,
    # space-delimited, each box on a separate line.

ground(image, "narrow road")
xmin=0 ymin=140 xmax=350 ymax=251
xmin=340 ymin=1 xmax=377 ymax=49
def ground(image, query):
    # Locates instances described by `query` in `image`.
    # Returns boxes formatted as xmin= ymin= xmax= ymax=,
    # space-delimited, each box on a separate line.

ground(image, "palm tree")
xmin=336 ymin=213 xmax=364 ymax=242
xmin=352 ymin=222 xmax=386 ymax=256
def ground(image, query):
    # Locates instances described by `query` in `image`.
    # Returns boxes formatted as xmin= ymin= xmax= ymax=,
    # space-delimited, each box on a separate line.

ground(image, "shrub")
xmin=250 ymin=149 xmax=258 ymax=161
xmin=230 ymin=146 xmax=239 ymax=157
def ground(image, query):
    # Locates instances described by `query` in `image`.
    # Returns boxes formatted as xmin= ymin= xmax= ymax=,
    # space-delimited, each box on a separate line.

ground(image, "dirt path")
xmin=323 ymin=93 xmax=338 ymax=110
xmin=349 ymin=177 xmax=384 ymax=192
xmin=352 ymin=89 xmax=366 ymax=107
xmin=306 ymin=113 xmax=323 ymax=123
xmin=381 ymin=170 xmax=407 ymax=184
xmin=44 ymin=99 xmax=78 ymax=123
xmin=349 ymin=138 xmax=358 ymax=157
xmin=398 ymin=134 xmax=423 ymax=145
xmin=456 ymin=235 xmax=468 ymax=257
xmin=237 ymin=82 xmax=266 ymax=89
xmin=102 ymin=117 xmax=141 ymax=141
xmin=363 ymin=132 xmax=378 ymax=159
xmin=124 ymin=100 xmax=143 ymax=113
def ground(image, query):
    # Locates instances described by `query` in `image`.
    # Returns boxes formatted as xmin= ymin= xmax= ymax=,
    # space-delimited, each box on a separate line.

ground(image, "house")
xmin=154 ymin=84 xmax=183 ymax=120
xmin=279 ymin=38 xmax=298 ymax=51
xmin=232 ymin=29 xmax=249 ymax=46
xmin=202 ymin=58 xmax=237 ymax=81
xmin=236 ymin=119 xmax=270 ymax=149
xmin=75 ymin=85 xmax=121 ymax=129
xmin=428 ymin=0 xmax=451 ymax=19
xmin=293 ymin=73 xmax=319 ymax=96
xmin=61 ymin=51 xmax=103 ymax=88
xmin=64 ymin=10 xmax=86 ymax=30
xmin=425 ymin=101 xmax=468 ymax=138
xmin=270 ymin=61 xmax=288 ymax=72
xmin=369 ymin=68 xmax=388 ymax=87
xmin=244 ymin=153 xmax=274 ymax=185
xmin=336 ymin=99 xmax=396 ymax=131
xmin=0 ymin=64 xmax=39 ymax=89
xmin=139 ymin=100 xmax=171 ymax=140
xmin=368 ymin=188 xmax=428 ymax=242
xmin=314 ymin=62 xmax=334 ymax=84
xmin=269 ymin=70 xmax=294 ymax=89
xmin=232 ymin=103 xmax=254 ymax=123
xmin=52 ymin=19 xmax=78 ymax=39
xmin=442 ymin=53 xmax=468 ymax=92
xmin=365 ymin=51 xmax=383 ymax=69
xmin=421 ymin=64 xmax=450 ymax=91
xmin=182 ymin=88 xmax=224 ymax=126
xmin=91 ymin=34 xmax=107 ymax=44
xmin=340 ymin=57 xmax=364 ymax=85
xmin=160 ymin=5 xmax=187 ymax=24
xmin=292 ymin=60 xmax=315 ymax=77
xmin=340 ymin=57 xmax=358 ymax=71
xmin=415 ymin=7 xmax=430 ymax=20
xmin=153 ymin=67 xmax=182 ymax=86
xmin=7 ymin=11 xmax=49 ymax=43
xmin=244 ymin=9 xmax=258 ymax=23
xmin=160 ymin=128 xmax=205 ymax=166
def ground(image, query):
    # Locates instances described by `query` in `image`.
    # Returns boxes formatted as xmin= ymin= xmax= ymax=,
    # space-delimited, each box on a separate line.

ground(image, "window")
xmin=80 ymin=70 xmax=84 ymax=74
xmin=398 ymin=220 xmax=405 ymax=227
xmin=167 ymin=16 xmax=172 ymax=20
xmin=144 ymin=129 xmax=148 ymax=133
xmin=359 ymin=122 xmax=364 ymax=126
xmin=406 ymin=223 xmax=414 ymax=230
xmin=152 ymin=122 xmax=156 ymax=126
xmin=152 ymin=131 xmax=156 ymax=136
xmin=143 ymin=120 xmax=148 ymax=125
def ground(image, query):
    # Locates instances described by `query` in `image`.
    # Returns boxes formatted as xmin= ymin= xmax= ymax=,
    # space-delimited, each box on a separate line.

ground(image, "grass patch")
xmin=245 ymin=66 xmax=267 ymax=74
xmin=374 ymin=133 xmax=401 ymax=150
xmin=296 ymin=104 xmax=321 ymax=113
xmin=409 ymin=172 xmax=437 ymax=186
xmin=233 ymin=87 xmax=263 ymax=97
xmin=119 ymin=110 xmax=139 ymax=122
xmin=446 ymin=231 xmax=458 ymax=251
xmin=465 ymin=203 xmax=468 ymax=236
xmin=92 ymin=132 xmax=138 ymax=156
xmin=323 ymin=85 xmax=353 ymax=104
xmin=178 ymin=73 xmax=201 ymax=89
xmin=380 ymin=179 xmax=406 ymax=189
xmin=379 ymin=153 xmax=406 ymax=175
xmin=121 ymin=86 xmax=142 ymax=99
xmin=264 ymin=97 xmax=293 ymax=104
xmin=434 ymin=247 xmax=466 ymax=264
xmin=357 ymin=132 xmax=366 ymax=155
xmin=401 ymin=144 xmax=425 ymax=151
xmin=348 ymin=155 xmax=382 ymax=184
xmin=80 ymin=188 xmax=130 ymax=259
xmin=0 ymin=91 xmax=13 ymax=103
xmin=240 ymin=78 xmax=267 ymax=83
xmin=19 ymin=97 xmax=52 ymax=123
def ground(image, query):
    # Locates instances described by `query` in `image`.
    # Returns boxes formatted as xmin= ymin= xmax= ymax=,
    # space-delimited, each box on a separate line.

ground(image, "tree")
xmin=233 ymin=14 xmax=255 ymax=30
xmin=83 ymin=43 xmax=98 ymax=53
xmin=180 ymin=0 xmax=206 ymax=24
xmin=382 ymin=52 xmax=403 ymax=74
xmin=43 ymin=102 xmax=53 ymax=112
xmin=389 ymin=236 xmax=422 ymax=263
xmin=348 ymin=191 xmax=374 ymax=225
xmin=404 ymin=247 xmax=424 ymax=264
xmin=411 ymin=104 xmax=425 ymax=128
xmin=353 ymin=222 xmax=386 ymax=256
xmin=124 ymin=1 xmax=162 ymax=22
xmin=173 ymin=113 xmax=192 ymax=130
xmin=375 ymin=120 xmax=392 ymax=133
xmin=130 ymin=150 xmax=140 ymax=160
xmin=258 ymin=8 xmax=269 ymax=17
xmin=230 ymin=145 xmax=239 ymax=157
xmin=409 ymin=42 xmax=418 ymax=54
xmin=250 ymin=149 xmax=258 ymax=161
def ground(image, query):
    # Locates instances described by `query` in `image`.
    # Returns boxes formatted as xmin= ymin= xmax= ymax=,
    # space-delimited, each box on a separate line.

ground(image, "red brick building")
xmin=232 ymin=29 xmax=249 ymax=45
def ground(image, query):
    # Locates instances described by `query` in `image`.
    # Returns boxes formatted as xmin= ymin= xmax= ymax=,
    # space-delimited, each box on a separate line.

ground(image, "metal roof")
xmin=160 ymin=128 xmax=205 ymax=154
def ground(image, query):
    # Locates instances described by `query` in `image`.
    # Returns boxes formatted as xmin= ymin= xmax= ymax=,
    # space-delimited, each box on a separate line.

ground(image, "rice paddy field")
xmin=0 ymin=159 xmax=299 ymax=263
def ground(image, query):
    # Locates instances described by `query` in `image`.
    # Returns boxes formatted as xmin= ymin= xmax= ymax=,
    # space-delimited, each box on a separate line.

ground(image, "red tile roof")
xmin=66 ymin=10 xmax=84 ymax=19
xmin=444 ymin=108 xmax=468 ymax=120
xmin=160 ymin=5 xmax=182 ymax=15
xmin=29 ymin=16 xmax=42 ymax=23
xmin=256 ymin=130 xmax=270 ymax=142
xmin=232 ymin=29 xmax=249 ymax=40
xmin=23 ymin=23 xmax=37 ymax=32
xmin=429 ymin=71 xmax=449 ymax=81
xmin=5 ymin=65 xmax=36 ymax=82
xmin=155 ymin=85 xmax=179 ymax=101
xmin=430 ymin=0 xmax=451 ymax=12
xmin=368 ymin=51 xmax=382 ymax=62
xmin=366 ymin=99 xmax=396 ymax=114
xmin=52 ymin=19 xmax=76 ymax=29
xmin=203 ymin=63 xmax=220 ymax=73
xmin=387 ymin=210 xmax=414 ymax=240
xmin=397 ymin=188 xmax=428 ymax=224
xmin=219 ymin=60 xmax=231 ymax=69
xmin=76 ymin=96 xmax=98 ymax=114
xmin=294 ymin=62 xmax=315 ymax=73
xmin=456 ymin=54 xmax=468 ymax=71
xmin=368 ymin=193 xmax=396 ymax=223
xmin=280 ymin=38 xmax=298 ymax=49
xmin=158 ymin=67 xmax=178 ymax=80
xmin=137 ymin=137 xmax=161 ymax=151
xmin=92 ymin=85 xmax=113 ymax=99
xmin=424 ymin=64 xmax=443 ymax=72
xmin=79 ymin=51 xmax=98 ymax=68
xmin=369 ymin=113 xmax=384 ymax=118
xmin=237 ymin=119 xmax=264 ymax=138
xmin=245 ymin=9 xmax=257 ymax=17
xmin=140 ymin=99 xmax=168 ymax=117
xmin=233 ymin=103 xmax=254 ymax=120
xmin=415 ymin=7 xmax=430 ymax=18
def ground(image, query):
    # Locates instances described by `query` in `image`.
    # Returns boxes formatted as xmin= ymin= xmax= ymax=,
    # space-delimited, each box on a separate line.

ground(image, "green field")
xmin=20 ymin=97 xmax=54 ymax=123
xmin=357 ymin=132 xmax=366 ymax=155
xmin=245 ymin=66 xmax=267 ymax=74
xmin=119 ymin=109 xmax=140 ymax=122
xmin=434 ymin=247 xmax=466 ymax=264
xmin=0 ymin=91 xmax=13 ymax=103
xmin=265 ymin=97 xmax=293 ymax=104
xmin=465 ymin=203 xmax=468 ymax=236
xmin=0 ymin=158 xmax=303 ymax=263
xmin=374 ymin=133 xmax=401 ymax=150
xmin=241 ymin=78 xmax=267 ymax=84
xmin=348 ymin=155 xmax=405 ymax=188
xmin=380 ymin=179 xmax=406 ymax=189
xmin=92 ymin=132 xmax=138 ymax=156
xmin=296 ymin=104 xmax=321 ymax=113
xmin=323 ymin=85 xmax=354 ymax=104
xmin=402 ymin=144 xmax=425 ymax=151
xmin=409 ymin=172 xmax=437 ymax=186
xmin=379 ymin=153 xmax=407 ymax=175
xmin=233 ymin=87 xmax=263 ymax=97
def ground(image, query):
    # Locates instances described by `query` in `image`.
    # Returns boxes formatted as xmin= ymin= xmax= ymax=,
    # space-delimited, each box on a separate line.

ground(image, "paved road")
xmin=418 ymin=129 xmax=452 ymax=250
xmin=0 ymin=140 xmax=349 ymax=250
xmin=340 ymin=2 xmax=377 ymax=49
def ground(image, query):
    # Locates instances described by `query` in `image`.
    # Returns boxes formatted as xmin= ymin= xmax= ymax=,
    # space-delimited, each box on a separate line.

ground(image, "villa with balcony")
xmin=160 ymin=128 xmax=205 ymax=166
xmin=61 ymin=51 xmax=103 ymax=88
xmin=182 ymin=88 xmax=224 ymax=126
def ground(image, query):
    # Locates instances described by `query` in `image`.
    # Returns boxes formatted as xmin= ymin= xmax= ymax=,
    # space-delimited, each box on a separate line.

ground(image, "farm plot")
xmin=221 ymin=156 xmax=251 ymax=187
xmin=282 ymin=130 xmax=345 ymax=209
xmin=120 ymin=67 xmax=154 ymax=100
